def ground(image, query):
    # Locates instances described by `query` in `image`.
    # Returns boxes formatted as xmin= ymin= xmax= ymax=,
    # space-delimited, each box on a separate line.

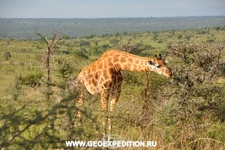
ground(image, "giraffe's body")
xmin=76 ymin=49 xmax=172 ymax=136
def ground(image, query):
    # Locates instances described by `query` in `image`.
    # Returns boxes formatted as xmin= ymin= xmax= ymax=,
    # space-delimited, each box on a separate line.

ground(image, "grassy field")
xmin=1 ymin=27 xmax=224 ymax=94
xmin=0 ymin=27 xmax=225 ymax=149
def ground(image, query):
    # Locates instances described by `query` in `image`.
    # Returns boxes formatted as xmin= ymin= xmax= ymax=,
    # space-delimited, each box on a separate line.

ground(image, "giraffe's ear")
xmin=155 ymin=54 xmax=162 ymax=59
xmin=159 ymin=54 xmax=162 ymax=59
xmin=163 ymin=58 xmax=167 ymax=63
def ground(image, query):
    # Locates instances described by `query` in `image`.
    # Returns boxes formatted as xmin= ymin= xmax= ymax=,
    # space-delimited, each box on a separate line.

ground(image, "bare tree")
xmin=35 ymin=28 xmax=64 ymax=100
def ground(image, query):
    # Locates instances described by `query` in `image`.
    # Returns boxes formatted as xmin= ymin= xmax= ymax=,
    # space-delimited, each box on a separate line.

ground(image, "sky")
xmin=0 ymin=0 xmax=225 ymax=18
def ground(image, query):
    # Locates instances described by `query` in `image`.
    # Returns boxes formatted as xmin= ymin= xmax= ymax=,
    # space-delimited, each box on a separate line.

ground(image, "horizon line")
xmin=0 ymin=15 xmax=225 ymax=19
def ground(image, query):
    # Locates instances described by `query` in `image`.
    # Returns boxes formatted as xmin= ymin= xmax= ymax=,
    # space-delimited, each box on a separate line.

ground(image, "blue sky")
xmin=0 ymin=0 xmax=225 ymax=18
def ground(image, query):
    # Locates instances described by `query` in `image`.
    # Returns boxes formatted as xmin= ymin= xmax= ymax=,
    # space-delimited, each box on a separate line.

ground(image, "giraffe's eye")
xmin=156 ymin=65 xmax=162 ymax=68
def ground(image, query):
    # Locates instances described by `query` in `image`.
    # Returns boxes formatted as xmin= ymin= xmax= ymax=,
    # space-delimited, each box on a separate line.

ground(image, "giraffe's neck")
xmin=107 ymin=50 xmax=154 ymax=72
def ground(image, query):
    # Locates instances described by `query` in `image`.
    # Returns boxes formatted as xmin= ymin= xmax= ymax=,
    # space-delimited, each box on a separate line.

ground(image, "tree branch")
xmin=9 ymin=123 xmax=33 ymax=142
xmin=34 ymin=27 xmax=49 ymax=48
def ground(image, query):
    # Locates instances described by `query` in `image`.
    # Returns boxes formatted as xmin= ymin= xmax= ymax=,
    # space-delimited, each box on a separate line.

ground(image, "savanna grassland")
xmin=0 ymin=24 xmax=225 ymax=149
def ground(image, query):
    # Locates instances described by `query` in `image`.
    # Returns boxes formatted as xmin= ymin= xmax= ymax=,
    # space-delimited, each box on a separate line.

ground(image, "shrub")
xmin=114 ymin=42 xmax=225 ymax=149
xmin=167 ymin=43 xmax=224 ymax=119
xmin=4 ymin=52 xmax=11 ymax=60
xmin=21 ymin=72 xmax=43 ymax=89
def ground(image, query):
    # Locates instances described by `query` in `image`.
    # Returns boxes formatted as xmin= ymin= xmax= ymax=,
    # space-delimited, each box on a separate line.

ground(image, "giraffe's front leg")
xmin=109 ymin=84 xmax=122 ymax=136
xmin=76 ymin=83 xmax=85 ymax=126
xmin=101 ymin=92 xmax=109 ymax=137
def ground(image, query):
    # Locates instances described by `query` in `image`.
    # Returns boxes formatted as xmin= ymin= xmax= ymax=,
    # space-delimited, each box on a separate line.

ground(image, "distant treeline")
xmin=0 ymin=16 xmax=225 ymax=39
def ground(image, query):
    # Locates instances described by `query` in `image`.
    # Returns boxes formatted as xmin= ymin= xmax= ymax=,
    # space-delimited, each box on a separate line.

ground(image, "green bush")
xmin=4 ymin=52 xmax=11 ymax=60
xmin=21 ymin=72 xmax=43 ymax=89
xmin=113 ymin=42 xmax=225 ymax=149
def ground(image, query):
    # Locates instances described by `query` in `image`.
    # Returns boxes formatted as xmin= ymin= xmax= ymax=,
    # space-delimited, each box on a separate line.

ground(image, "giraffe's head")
xmin=148 ymin=54 xmax=172 ymax=78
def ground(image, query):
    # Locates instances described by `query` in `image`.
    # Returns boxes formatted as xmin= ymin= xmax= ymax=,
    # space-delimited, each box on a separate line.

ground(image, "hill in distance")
xmin=0 ymin=16 xmax=225 ymax=39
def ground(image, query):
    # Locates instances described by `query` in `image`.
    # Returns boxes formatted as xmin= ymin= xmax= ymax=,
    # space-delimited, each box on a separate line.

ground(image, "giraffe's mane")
xmin=102 ymin=49 xmax=153 ymax=61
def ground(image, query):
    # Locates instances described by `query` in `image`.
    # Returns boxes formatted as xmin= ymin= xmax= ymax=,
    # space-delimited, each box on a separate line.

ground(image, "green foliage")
xmin=114 ymin=32 xmax=120 ymax=38
xmin=4 ymin=52 xmax=11 ymax=60
xmin=58 ymin=49 xmax=70 ymax=55
xmin=90 ymin=45 xmax=102 ymax=55
xmin=167 ymin=43 xmax=224 ymax=117
xmin=79 ymin=40 xmax=90 ymax=47
xmin=21 ymin=72 xmax=43 ymax=89
xmin=122 ymin=31 xmax=127 ymax=35
xmin=214 ymin=26 xmax=221 ymax=31
xmin=73 ymin=50 xmax=89 ymax=59
xmin=0 ymin=27 xmax=225 ymax=149
xmin=113 ymin=42 xmax=225 ymax=149
xmin=177 ymin=34 xmax=182 ymax=39
xmin=116 ymin=42 xmax=138 ymax=53
xmin=12 ymin=76 xmax=23 ymax=100
xmin=101 ymin=44 xmax=110 ymax=50
xmin=85 ymin=34 xmax=95 ymax=39
xmin=109 ymin=39 xmax=120 ymax=46
xmin=162 ymin=43 xmax=225 ymax=147
xmin=54 ymin=57 xmax=74 ymax=90
xmin=1 ymin=17 xmax=225 ymax=39
xmin=55 ymin=57 xmax=73 ymax=79
xmin=0 ymin=89 xmax=91 ymax=149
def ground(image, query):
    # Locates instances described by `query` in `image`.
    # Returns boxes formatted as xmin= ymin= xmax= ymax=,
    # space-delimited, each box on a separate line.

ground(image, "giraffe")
xmin=75 ymin=49 xmax=172 ymax=137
